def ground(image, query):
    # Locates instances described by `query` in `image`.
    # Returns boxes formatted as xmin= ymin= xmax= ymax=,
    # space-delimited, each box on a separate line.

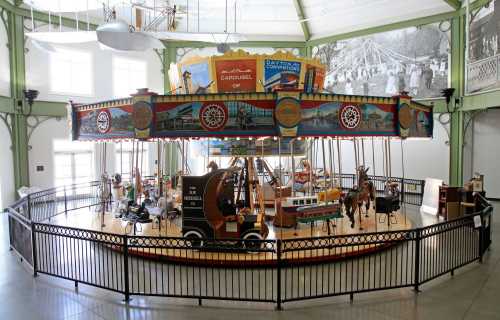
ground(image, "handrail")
xmin=6 ymin=178 xmax=494 ymax=308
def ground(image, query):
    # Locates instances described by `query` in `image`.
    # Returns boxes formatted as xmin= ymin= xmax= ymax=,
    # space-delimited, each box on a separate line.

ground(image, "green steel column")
xmin=8 ymin=11 xmax=29 ymax=190
xmin=163 ymin=44 xmax=177 ymax=94
xmin=449 ymin=15 xmax=465 ymax=186
xmin=162 ymin=44 xmax=179 ymax=176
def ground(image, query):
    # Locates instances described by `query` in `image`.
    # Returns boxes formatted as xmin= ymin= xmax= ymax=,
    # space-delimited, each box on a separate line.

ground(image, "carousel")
xmin=62 ymin=50 xmax=434 ymax=264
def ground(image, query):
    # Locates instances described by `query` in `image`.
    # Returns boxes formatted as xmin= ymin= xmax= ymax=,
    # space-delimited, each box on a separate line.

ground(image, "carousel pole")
xmin=309 ymin=138 xmax=314 ymax=195
xmin=400 ymin=139 xmax=407 ymax=225
xmin=353 ymin=138 xmax=359 ymax=186
xmin=382 ymin=138 xmax=387 ymax=180
xmin=291 ymin=139 xmax=296 ymax=197
xmin=181 ymin=138 xmax=185 ymax=175
xmin=329 ymin=138 xmax=335 ymax=188
xmin=361 ymin=138 xmax=366 ymax=168
xmin=120 ymin=141 xmax=123 ymax=177
xmin=207 ymin=138 xmax=210 ymax=172
xmin=321 ymin=138 xmax=327 ymax=195
xmin=135 ymin=140 xmax=140 ymax=179
xmin=157 ymin=140 xmax=161 ymax=196
xmin=336 ymin=137 xmax=343 ymax=189
xmin=278 ymin=137 xmax=283 ymax=239
xmin=371 ymin=137 xmax=376 ymax=176
xmin=387 ymin=137 xmax=392 ymax=179
xmin=130 ymin=140 xmax=135 ymax=183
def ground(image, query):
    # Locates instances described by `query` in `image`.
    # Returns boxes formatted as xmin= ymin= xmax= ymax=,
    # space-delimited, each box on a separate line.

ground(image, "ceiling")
xmin=23 ymin=0 xmax=460 ymax=42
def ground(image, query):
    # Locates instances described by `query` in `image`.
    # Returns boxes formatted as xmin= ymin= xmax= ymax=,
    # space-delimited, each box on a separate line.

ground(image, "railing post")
xmin=276 ymin=239 xmax=282 ymax=310
xmin=123 ymin=234 xmax=130 ymax=301
xmin=400 ymin=178 xmax=405 ymax=204
xmin=64 ymin=186 xmax=68 ymax=215
xmin=27 ymin=194 xmax=32 ymax=221
xmin=31 ymin=222 xmax=38 ymax=277
xmin=414 ymin=228 xmax=421 ymax=292
xmin=479 ymin=214 xmax=484 ymax=264
xmin=420 ymin=180 xmax=425 ymax=206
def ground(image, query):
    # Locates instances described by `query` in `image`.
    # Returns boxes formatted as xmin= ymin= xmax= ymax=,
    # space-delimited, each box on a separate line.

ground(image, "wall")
xmin=0 ymin=12 xmax=14 ymax=208
xmin=0 ymin=120 xmax=15 ymax=209
xmin=28 ymin=117 xmax=69 ymax=189
xmin=25 ymin=33 xmax=164 ymax=104
xmin=24 ymin=24 xmax=164 ymax=189
xmin=0 ymin=15 xmax=9 ymax=96
xmin=472 ymin=109 xmax=500 ymax=198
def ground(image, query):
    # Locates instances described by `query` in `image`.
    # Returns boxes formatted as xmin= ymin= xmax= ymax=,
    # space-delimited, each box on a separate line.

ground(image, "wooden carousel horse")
xmin=111 ymin=173 xmax=125 ymax=215
xmin=96 ymin=173 xmax=111 ymax=213
xmin=287 ymin=159 xmax=315 ymax=193
xmin=343 ymin=166 xmax=375 ymax=229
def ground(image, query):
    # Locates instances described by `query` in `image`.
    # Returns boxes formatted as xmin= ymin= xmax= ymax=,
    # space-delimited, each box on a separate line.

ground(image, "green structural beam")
xmin=31 ymin=101 xmax=68 ymax=117
xmin=163 ymin=40 xmax=306 ymax=49
xmin=414 ymin=98 xmax=448 ymax=113
xmin=7 ymin=9 xmax=30 ymax=190
xmin=0 ymin=0 xmax=98 ymax=30
xmin=449 ymin=14 xmax=465 ymax=186
xmin=442 ymin=0 xmax=462 ymax=10
xmin=463 ymin=89 xmax=500 ymax=110
xmin=163 ymin=45 xmax=176 ymax=94
xmin=0 ymin=95 xmax=14 ymax=113
xmin=292 ymin=0 xmax=310 ymax=41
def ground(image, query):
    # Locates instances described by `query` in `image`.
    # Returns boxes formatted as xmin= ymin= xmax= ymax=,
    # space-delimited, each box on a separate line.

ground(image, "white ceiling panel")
xmin=23 ymin=0 xmax=457 ymax=42
xmin=302 ymin=0 xmax=455 ymax=40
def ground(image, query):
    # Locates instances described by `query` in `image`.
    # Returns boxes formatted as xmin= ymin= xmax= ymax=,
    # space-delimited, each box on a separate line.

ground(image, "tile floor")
xmin=1 ymin=203 xmax=499 ymax=320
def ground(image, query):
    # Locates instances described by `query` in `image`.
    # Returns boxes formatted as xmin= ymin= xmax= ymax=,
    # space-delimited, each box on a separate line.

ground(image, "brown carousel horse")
xmin=343 ymin=166 xmax=375 ymax=229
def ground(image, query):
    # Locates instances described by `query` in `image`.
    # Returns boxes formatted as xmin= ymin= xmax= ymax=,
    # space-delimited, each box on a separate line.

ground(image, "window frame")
xmin=48 ymin=48 xmax=94 ymax=97
xmin=112 ymin=56 xmax=148 ymax=98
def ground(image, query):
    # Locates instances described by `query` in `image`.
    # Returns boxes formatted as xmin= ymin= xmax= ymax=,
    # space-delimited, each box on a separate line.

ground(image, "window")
xmin=49 ymin=48 xmax=93 ymax=96
xmin=115 ymin=142 xmax=149 ymax=181
xmin=113 ymin=57 xmax=147 ymax=98
xmin=53 ymin=140 xmax=94 ymax=192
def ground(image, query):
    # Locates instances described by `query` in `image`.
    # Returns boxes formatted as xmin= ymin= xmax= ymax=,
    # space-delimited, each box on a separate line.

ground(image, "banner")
xmin=263 ymin=59 xmax=301 ymax=92
xmin=214 ymin=59 xmax=257 ymax=92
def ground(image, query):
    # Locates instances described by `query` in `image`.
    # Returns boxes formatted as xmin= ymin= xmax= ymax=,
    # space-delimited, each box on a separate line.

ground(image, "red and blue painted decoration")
xmin=70 ymin=91 xmax=433 ymax=141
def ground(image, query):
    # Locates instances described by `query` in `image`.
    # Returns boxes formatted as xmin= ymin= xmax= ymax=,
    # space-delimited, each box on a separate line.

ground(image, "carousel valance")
xmin=69 ymin=89 xmax=433 ymax=141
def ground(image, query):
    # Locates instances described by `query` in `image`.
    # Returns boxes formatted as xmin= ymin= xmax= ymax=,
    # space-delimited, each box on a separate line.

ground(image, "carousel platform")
xmin=45 ymin=207 xmax=413 ymax=266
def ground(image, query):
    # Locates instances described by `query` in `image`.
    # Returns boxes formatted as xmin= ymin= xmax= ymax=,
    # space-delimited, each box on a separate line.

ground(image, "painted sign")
xmin=263 ymin=59 xmax=301 ymax=92
xmin=304 ymin=64 xmax=326 ymax=93
xmin=180 ymin=59 xmax=212 ymax=94
xmin=214 ymin=59 xmax=257 ymax=92
xmin=77 ymin=105 xmax=134 ymax=140
xmin=155 ymin=99 xmax=276 ymax=137
xmin=299 ymin=101 xmax=397 ymax=136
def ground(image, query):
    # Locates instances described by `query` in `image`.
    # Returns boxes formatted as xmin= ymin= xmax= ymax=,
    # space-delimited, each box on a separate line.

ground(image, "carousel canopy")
xmin=23 ymin=0 xmax=459 ymax=43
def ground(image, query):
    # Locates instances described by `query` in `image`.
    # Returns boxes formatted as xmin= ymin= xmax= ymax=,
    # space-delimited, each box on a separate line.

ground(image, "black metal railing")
xmin=6 ymin=180 xmax=493 ymax=310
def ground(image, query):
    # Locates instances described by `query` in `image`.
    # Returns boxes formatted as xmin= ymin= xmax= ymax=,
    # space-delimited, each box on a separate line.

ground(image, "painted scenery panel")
xmin=77 ymin=106 xmax=134 ymax=140
xmin=299 ymin=102 xmax=396 ymax=136
xmin=315 ymin=22 xmax=450 ymax=99
xmin=155 ymin=100 xmax=277 ymax=137
xmin=204 ymin=138 xmax=306 ymax=157
xmin=180 ymin=60 xmax=212 ymax=94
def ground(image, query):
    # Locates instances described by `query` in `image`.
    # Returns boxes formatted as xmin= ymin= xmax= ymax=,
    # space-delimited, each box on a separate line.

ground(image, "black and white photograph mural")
xmin=468 ymin=0 xmax=500 ymax=93
xmin=314 ymin=22 xmax=450 ymax=99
